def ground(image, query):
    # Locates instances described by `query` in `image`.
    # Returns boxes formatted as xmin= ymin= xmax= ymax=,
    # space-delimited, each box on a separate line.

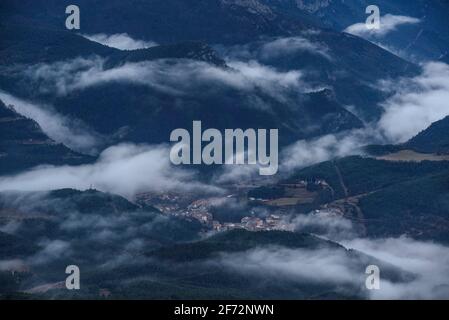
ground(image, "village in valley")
xmin=135 ymin=178 xmax=346 ymax=234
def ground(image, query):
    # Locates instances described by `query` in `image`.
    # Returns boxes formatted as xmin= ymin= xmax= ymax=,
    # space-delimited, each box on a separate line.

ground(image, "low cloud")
xmin=0 ymin=91 xmax=102 ymax=155
xmin=344 ymin=14 xmax=420 ymax=38
xmin=287 ymin=210 xmax=357 ymax=241
xmin=213 ymin=126 xmax=381 ymax=183
xmin=29 ymin=239 xmax=71 ymax=265
xmin=0 ymin=143 xmax=219 ymax=199
xmin=343 ymin=237 xmax=449 ymax=299
xmin=378 ymin=62 xmax=449 ymax=143
xmin=278 ymin=61 xmax=449 ymax=171
xmin=23 ymin=57 xmax=307 ymax=103
xmin=0 ymin=259 xmax=27 ymax=272
xmin=215 ymin=214 xmax=449 ymax=299
xmin=2 ymin=187 xmax=448 ymax=299
xmin=16 ymin=53 xmax=435 ymax=183
xmin=216 ymin=36 xmax=331 ymax=62
xmin=0 ymin=221 xmax=21 ymax=234
xmin=218 ymin=246 xmax=361 ymax=286
xmin=280 ymin=127 xmax=380 ymax=172
xmin=214 ymin=161 xmax=261 ymax=184
xmin=0 ymin=190 xmax=193 ymax=270
xmin=82 ymin=33 xmax=158 ymax=50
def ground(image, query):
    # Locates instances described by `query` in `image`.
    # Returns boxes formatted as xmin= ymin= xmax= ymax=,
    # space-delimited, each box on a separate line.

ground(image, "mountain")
xmin=0 ymin=23 xmax=371 ymax=148
xmin=138 ymin=229 xmax=411 ymax=299
xmin=0 ymin=189 xmax=411 ymax=299
xmin=318 ymin=117 xmax=449 ymax=242
xmin=262 ymin=0 xmax=449 ymax=62
xmin=0 ymin=188 xmax=205 ymax=298
xmin=0 ymin=23 xmax=115 ymax=66
xmin=220 ymin=31 xmax=419 ymax=121
xmin=0 ymin=0 xmax=420 ymax=152
xmin=1 ymin=0 xmax=449 ymax=301
xmin=150 ymin=228 xmax=342 ymax=262
xmin=0 ymin=0 xmax=314 ymax=45
xmin=107 ymin=42 xmax=227 ymax=67
xmin=279 ymin=155 xmax=449 ymax=242
xmin=406 ymin=116 xmax=449 ymax=154
xmin=365 ymin=116 xmax=449 ymax=156
xmin=0 ymin=99 xmax=90 ymax=175
xmin=0 ymin=22 xmax=226 ymax=67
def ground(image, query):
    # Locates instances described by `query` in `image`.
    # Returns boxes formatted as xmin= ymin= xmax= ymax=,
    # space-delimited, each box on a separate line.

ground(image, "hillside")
xmin=263 ymin=0 xmax=449 ymax=62
xmin=0 ymin=23 xmax=371 ymax=147
xmin=0 ymin=99 xmax=91 ymax=175
xmin=406 ymin=116 xmax=449 ymax=154
xmin=264 ymin=155 xmax=449 ymax=241
xmin=0 ymin=0 xmax=314 ymax=45
xmin=0 ymin=199 xmax=412 ymax=299
xmin=365 ymin=116 xmax=449 ymax=157
xmin=0 ymin=0 xmax=420 ymax=142
xmin=1 ymin=0 xmax=448 ymax=301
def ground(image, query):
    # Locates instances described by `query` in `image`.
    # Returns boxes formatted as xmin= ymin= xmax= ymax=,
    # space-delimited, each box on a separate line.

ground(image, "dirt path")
xmin=332 ymin=161 xmax=367 ymax=235
xmin=333 ymin=161 xmax=349 ymax=198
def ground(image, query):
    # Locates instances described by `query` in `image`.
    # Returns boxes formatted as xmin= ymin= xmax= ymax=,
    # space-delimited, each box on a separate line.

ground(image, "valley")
xmin=1 ymin=0 xmax=449 ymax=301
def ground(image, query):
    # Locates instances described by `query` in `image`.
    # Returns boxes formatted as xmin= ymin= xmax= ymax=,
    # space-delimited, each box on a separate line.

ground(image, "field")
xmin=376 ymin=150 xmax=449 ymax=162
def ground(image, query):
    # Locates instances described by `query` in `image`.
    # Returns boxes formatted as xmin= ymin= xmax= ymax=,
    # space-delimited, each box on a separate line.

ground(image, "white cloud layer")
xmin=343 ymin=237 xmax=449 ymax=299
xmin=287 ymin=210 xmax=358 ymax=241
xmin=0 ymin=143 xmax=219 ymax=199
xmin=344 ymin=14 xmax=420 ymax=38
xmin=278 ymin=61 xmax=449 ymax=171
xmin=218 ymin=246 xmax=362 ymax=285
xmin=214 ymin=211 xmax=449 ymax=300
xmin=280 ymin=126 xmax=381 ymax=172
xmin=14 ymin=60 xmax=449 ymax=184
xmin=378 ymin=62 xmax=449 ymax=143
xmin=5 ymin=54 xmax=449 ymax=199
xmin=23 ymin=57 xmax=306 ymax=103
xmin=216 ymin=35 xmax=331 ymax=62
xmin=0 ymin=91 xmax=102 ymax=154
xmin=82 ymin=33 xmax=158 ymax=50
xmin=218 ymin=235 xmax=449 ymax=299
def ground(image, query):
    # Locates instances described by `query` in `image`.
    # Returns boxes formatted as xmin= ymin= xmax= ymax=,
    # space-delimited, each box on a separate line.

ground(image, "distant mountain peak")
xmin=181 ymin=42 xmax=228 ymax=66
xmin=295 ymin=0 xmax=332 ymax=13
xmin=110 ymin=42 xmax=227 ymax=67
xmin=221 ymin=0 xmax=276 ymax=18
